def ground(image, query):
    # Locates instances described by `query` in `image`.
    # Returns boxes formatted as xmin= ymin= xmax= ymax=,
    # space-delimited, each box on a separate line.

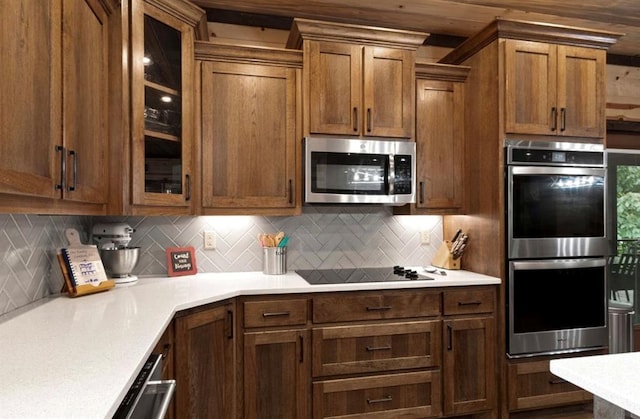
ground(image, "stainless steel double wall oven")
xmin=505 ymin=140 xmax=608 ymax=357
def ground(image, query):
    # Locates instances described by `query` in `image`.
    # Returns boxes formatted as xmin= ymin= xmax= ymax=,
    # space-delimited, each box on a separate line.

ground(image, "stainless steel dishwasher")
xmin=112 ymin=353 xmax=176 ymax=419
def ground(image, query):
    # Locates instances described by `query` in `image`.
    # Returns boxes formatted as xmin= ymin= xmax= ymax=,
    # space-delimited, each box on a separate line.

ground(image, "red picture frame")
xmin=166 ymin=246 xmax=197 ymax=277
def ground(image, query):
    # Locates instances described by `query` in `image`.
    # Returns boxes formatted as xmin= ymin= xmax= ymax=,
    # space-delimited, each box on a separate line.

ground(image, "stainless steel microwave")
xmin=304 ymin=137 xmax=416 ymax=205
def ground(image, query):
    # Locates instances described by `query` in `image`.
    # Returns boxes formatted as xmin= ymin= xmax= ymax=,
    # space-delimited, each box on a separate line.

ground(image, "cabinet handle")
xmin=447 ymin=324 xmax=453 ymax=350
xmin=55 ymin=145 xmax=66 ymax=191
xmin=262 ymin=311 xmax=290 ymax=317
xmin=227 ymin=309 xmax=234 ymax=339
xmin=366 ymin=345 xmax=392 ymax=351
xmin=549 ymin=379 xmax=567 ymax=385
xmin=299 ymin=335 xmax=304 ymax=363
xmin=367 ymin=396 xmax=392 ymax=404
xmin=419 ymin=181 xmax=425 ymax=204
xmin=288 ymin=179 xmax=293 ymax=205
xmin=161 ymin=343 xmax=171 ymax=360
xmin=458 ymin=301 xmax=482 ymax=306
xmin=67 ymin=150 xmax=77 ymax=192
xmin=551 ymin=107 xmax=557 ymax=131
xmin=367 ymin=108 xmax=372 ymax=132
xmin=185 ymin=174 xmax=191 ymax=201
xmin=560 ymin=108 xmax=566 ymax=132
xmin=353 ymin=107 xmax=358 ymax=132
xmin=366 ymin=306 xmax=392 ymax=311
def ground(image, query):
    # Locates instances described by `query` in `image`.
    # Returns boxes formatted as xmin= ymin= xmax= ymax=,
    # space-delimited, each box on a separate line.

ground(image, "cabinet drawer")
xmin=313 ymin=291 xmax=440 ymax=323
xmin=508 ymin=360 xmax=592 ymax=411
xmin=243 ymin=298 xmax=308 ymax=328
xmin=443 ymin=287 xmax=495 ymax=315
xmin=313 ymin=371 xmax=441 ymax=418
xmin=313 ymin=320 xmax=441 ymax=377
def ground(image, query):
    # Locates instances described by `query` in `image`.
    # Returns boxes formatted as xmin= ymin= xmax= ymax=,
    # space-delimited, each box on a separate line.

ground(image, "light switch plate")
xmin=420 ymin=231 xmax=431 ymax=245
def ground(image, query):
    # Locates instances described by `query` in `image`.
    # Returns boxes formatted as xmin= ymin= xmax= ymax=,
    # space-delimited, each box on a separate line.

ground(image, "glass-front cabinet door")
xmin=131 ymin=0 xmax=196 ymax=209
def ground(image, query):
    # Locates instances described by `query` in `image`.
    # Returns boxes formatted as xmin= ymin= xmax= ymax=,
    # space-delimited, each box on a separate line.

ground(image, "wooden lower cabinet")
xmin=442 ymin=288 xmax=497 ymax=416
xmin=174 ymin=288 xmax=497 ymax=418
xmin=508 ymin=359 xmax=592 ymax=412
xmin=243 ymin=329 xmax=310 ymax=419
xmin=174 ymin=301 xmax=236 ymax=419
xmin=240 ymin=296 xmax=310 ymax=419
xmin=443 ymin=317 xmax=496 ymax=416
xmin=313 ymin=371 xmax=442 ymax=418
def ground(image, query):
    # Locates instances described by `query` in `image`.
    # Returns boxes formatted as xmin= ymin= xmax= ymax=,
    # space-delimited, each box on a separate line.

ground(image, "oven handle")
xmin=145 ymin=379 xmax=176 ymax=419
xmin=509 ymin=166 xmax=606 ymax=176
xmin=510 ymin=258 xmax=606 ymax=271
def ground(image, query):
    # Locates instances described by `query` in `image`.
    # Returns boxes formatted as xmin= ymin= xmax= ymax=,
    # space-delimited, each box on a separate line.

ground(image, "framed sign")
xmin=166 ymin=246 xmax=197 ymax=277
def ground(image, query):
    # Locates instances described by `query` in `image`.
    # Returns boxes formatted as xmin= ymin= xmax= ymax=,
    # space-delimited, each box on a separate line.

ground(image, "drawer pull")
xmin=367 ymin=395 xmax=392 ymax=404
xmin=262 ymin=311 xmax=291 ymax=318
xmin=458 ymin=301 xmax=482 ymax=306
xmin=366 ymin=306 xmax=392 ymax=311
xmin=366 ymin=345 xmax=392 ymax=352
xmin=549 ymin=379 xmax=567 ymax=385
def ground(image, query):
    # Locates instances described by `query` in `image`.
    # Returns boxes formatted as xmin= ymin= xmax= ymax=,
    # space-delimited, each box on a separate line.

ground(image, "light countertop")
xmin=550 ymin=352 xmax=640 ymax=416
xmin=0 ymin=268 xmax=500 ymax=418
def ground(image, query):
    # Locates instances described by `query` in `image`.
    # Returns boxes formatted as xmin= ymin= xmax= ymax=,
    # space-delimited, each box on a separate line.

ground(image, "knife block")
xmin=431 ymin=240 xmax=461 ymax=270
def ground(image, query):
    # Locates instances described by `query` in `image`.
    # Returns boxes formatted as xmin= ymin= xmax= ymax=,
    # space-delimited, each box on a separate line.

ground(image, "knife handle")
xmin=451 ymin=229 xmax=462 ymax=243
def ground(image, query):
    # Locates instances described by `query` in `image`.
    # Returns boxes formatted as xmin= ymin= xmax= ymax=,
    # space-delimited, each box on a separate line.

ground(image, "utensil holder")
xmin=263 ymin=247 xmax=287 ymax=275
xmin=431 ymin=240 xmax=461 ymax=270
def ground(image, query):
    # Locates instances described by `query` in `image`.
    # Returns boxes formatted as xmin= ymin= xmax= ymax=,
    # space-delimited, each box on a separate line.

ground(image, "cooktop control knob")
xmin=405 ymin=270 xmax=419 ymax=279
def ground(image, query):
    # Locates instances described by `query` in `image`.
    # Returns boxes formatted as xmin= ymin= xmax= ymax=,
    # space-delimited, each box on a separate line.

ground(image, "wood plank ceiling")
xmin=193 ymin=0 xmax=640 ymax=58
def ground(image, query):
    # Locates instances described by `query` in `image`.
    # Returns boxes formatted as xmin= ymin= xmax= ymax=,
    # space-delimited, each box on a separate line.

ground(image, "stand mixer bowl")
xmin=100 ymin=247 xmax=140 ymax=279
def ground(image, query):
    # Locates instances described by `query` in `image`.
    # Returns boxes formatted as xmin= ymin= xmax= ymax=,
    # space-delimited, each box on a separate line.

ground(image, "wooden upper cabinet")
xmin=504 ymin=39 xmax=606 ymax=138
xmin=129 ymin=0 xmax=206 ymax=212
xmin=288 ymin=18 xmax=427 ymax=139
xmin=394 ymin=63 xmax=469 ymax=216
xmin=62 ymin=0 xmax=110 ymax=204
xmin=197 ymin=43 xmax=302 ymax=215
xmin=307 ymin=41 xmax=362 ymax=135
xmin=0 ymin=0 xmax=112 ymax=210
xmin=364 ymin=46 xmax=415 ymax=138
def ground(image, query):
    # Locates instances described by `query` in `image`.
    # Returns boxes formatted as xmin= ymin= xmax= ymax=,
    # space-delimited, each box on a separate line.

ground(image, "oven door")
xmin=507 ymin=165 xmax=607 ymax=259
xmin=507 ymin=258 xmax=608 ymax=357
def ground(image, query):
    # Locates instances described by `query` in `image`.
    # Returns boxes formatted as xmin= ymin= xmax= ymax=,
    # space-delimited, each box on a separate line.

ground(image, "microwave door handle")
xmin=388 ymin=155 xmax=394 ymax=195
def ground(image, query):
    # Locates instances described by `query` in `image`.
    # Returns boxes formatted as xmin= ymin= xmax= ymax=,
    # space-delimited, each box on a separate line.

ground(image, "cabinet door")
xmin=364 ymin=46 xmax=414 ymax=138
xmin=244 ymin=329 xmax=310 ymax=419
xmin=201 ymin=62 xmax=297 ymax=209
xmin=175 ymin=303 xmax=235 ymax=419
xmin=442 ymin=317 xmax=496 ymax=416
xmin=62 ymin=0 xmax=109 ymax=204
xmin=557 ymin=45 xmax=606 ymax=138
xmin=0 ymin=1 xmax=61 ymax=198
xmin=504 ymin=40 xmax=558 ymax=135
xmin=307 ymin=41 xmax=362 ymax=135
xmin=131 ymin=3 xmax=194 ymax=208
xmin=415 ymin=79 xmax=464 ymax=211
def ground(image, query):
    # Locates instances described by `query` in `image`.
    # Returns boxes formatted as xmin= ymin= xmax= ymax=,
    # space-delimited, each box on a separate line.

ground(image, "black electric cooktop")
xmin=295 ymin=266 xmax=434 ymax=285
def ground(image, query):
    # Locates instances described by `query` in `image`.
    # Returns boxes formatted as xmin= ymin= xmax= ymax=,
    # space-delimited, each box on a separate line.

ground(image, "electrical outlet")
xmin=420 ymin=231 xmax=431 ymax=245
xmin=204 ymin=231 xmax=216 ymax=250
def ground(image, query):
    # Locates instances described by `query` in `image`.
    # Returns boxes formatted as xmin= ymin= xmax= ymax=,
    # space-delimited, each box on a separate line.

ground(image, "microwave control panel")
xmin=394 ymin=155 xmax=412 ymax=194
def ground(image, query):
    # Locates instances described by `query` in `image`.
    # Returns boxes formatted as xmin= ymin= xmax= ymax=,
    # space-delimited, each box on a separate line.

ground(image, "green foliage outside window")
xmin=617 ymin=165 xmax=640 ymax=253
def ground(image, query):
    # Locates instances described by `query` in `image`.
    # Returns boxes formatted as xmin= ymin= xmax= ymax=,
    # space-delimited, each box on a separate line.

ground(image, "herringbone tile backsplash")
xmin=0 ymin=207 xmax=442 ymax=317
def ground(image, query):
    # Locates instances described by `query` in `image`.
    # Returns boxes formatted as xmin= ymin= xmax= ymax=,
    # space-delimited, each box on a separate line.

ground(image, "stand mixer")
xmin=92 ymin=223 xmax=140 ymax=284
